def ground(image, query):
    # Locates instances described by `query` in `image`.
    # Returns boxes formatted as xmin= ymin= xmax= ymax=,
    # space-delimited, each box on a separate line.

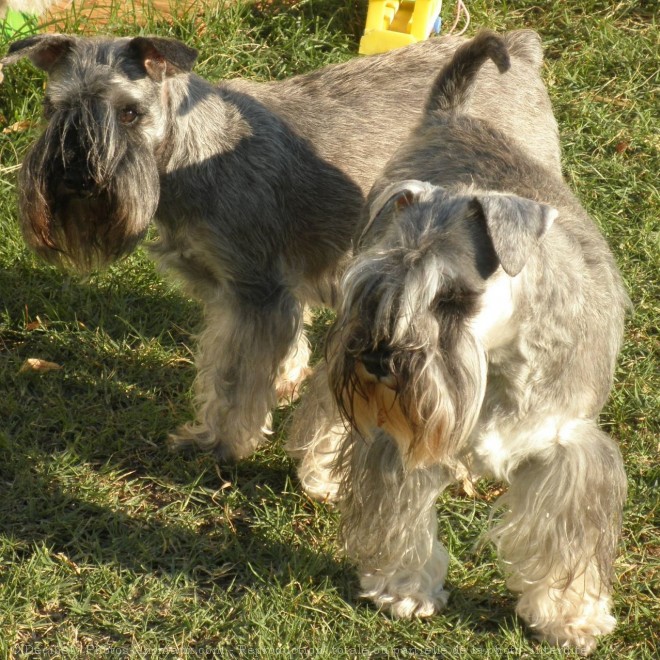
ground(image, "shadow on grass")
xmin=0 ymin=259 xmax=202 ymax=346
xmin=0 ymin=259 xmax=351 ymax=603
xmin=0 ymin=258 xmax=201 ymax=468
xmin=0 ymin=452 xmax=348 ymax=599
xmin=447 ymin=585 xmax=518 ymax=634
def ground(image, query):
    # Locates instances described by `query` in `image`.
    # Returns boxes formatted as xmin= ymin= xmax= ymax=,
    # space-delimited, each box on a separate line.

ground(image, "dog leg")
xmin=338 ymin=430 xmax=452 ymax=617
xmin=275 ymin=320 xmax=312 ymax=405
xmin=489 ymin=421 xmax=626 ymax=654
xmin=286 ymin=363 xmax=345 ymax=503
xmin=169 ymin=287 xmax=303 ymax=462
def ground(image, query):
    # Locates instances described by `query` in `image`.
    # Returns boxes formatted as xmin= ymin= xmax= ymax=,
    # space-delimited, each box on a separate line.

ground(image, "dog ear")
xmin=473 ymin=194 xmax=557 ymax=276
xmin=127 ymin=37 xmax=198 ymax=82
xmin=1 ymin=34 xmax=74 ymax=72
xmin=360 ymin=180 xmax=435 ymax=246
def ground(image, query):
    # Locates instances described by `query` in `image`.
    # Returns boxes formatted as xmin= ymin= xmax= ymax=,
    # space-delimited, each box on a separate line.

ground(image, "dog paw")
xmin=167 ymin=422 xmax=262 ymax=463
xmin=518 ymin=589 xmax=616 ymax=656
xmin=276 ymin=366 xmax=312 ymax=405
xmin=296 ymin=456 xmax=342 ymax=504
xmin=532 ymin=612 xmax=616 ymax=656
xmin=388 ymin=591 xmax=449 ymax=619
xmin=298 ymin=471 xmax=341 ymax=504
xmin=361 ymin=573 xmax=449 ymax=619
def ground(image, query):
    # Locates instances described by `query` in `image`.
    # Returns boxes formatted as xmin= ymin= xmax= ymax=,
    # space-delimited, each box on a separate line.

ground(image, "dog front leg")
xmin=489 ymin=421 xmax=627 ymax=654
xmin=338 ymin=430 xmax=452 ymax=618
xmin=169 ymin=287 xmax=304 ymax=462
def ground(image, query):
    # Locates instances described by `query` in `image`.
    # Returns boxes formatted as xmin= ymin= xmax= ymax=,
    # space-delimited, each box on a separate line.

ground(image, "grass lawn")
xmin=0 ymin=0 xmax=657 ymax=657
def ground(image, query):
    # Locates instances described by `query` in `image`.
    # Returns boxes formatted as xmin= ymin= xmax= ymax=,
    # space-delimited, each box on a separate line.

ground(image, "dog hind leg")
xmin=286 ymin=363 xmax=346 ymax=503
xmin=275 ymin=318 xmax=312 ymax=405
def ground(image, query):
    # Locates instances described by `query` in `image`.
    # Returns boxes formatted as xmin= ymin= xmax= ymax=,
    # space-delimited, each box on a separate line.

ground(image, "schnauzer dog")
xmin=288 ymin=31 xmax=628 ymax=654
xmin=2 ymin=30 xmax=560 ymax=463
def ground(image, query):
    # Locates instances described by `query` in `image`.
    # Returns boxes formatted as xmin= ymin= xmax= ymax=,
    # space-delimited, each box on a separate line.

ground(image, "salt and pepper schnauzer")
xmin=2 ymin=30 xmax=559 ymax=463
xmin=289 ymin=32 xmax=628 ymax=654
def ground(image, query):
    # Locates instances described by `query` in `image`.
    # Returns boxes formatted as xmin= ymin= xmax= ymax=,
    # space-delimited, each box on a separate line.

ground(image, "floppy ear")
xmin=127 ymin=36 xmax=198 ymax=82
xmin=360 ymin=180 xmax=436 ymax=246
xmin=473 ymin=193 xmax=557 ymax=276
xmin=1 ymin=34 xmax=74 ymax=72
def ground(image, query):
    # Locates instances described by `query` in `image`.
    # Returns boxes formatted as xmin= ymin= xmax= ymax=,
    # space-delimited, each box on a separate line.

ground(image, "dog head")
xmin=2 ymin=34 xmax=197 ymax=271
xmin=329 ymin=180 xmax=556 ymax=469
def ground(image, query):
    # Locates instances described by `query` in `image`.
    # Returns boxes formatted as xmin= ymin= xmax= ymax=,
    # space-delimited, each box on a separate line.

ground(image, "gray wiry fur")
xmin=289 ymin=30 xmax=628 ymax=654
xmin=3 ymin=29 xmax=560 ymax=463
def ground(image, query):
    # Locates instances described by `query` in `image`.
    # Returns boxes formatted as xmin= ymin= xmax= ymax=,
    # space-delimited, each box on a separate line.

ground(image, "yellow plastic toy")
xmin=359 ymin=0 xmax=443 ymax=55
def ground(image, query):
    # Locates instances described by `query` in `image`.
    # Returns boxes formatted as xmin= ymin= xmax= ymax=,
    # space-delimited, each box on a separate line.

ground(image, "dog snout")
xmin=60 ymin=166 xmax=97 ymax=198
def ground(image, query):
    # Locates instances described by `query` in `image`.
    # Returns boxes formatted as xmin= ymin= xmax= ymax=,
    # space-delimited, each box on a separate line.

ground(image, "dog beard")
xmin=332 ymin=331 xmax=487 ymax=469
xmin=19 ymin=113 xmax=160 ymax=272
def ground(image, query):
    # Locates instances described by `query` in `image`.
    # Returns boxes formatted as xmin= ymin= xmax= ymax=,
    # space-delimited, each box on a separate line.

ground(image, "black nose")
xmin=360 ymin=350 xmax=392 ymax=379
xmin=61 ymin=167 xmax=96 ymax=197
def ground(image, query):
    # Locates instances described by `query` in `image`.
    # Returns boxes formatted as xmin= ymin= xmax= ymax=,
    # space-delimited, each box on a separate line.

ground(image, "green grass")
xmin=0 ymin=0 xmax=657 ymax=657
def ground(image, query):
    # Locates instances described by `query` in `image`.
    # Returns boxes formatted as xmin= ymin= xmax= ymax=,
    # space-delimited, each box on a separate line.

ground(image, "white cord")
xmin=448 ymin=0 xmax=471 ymax=36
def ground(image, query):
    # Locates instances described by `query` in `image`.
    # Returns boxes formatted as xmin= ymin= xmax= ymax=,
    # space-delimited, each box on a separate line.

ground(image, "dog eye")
xmin=118 ymin=107 xmax=140 ymax=125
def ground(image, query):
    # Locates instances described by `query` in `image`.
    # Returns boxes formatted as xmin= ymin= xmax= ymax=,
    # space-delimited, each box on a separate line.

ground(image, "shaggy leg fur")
xmin=286 ymin=364 xmax=345 ymax=502
xmin=338 ymin=430 xmax=453 ymax=617
xmin=489 ymin=421 xmax=627 ymax=654
xmin=275 ymin=321 xmax=312 ymax=405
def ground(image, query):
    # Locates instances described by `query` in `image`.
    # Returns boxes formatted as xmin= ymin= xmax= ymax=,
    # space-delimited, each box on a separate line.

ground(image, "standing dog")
xmin=2 ymin=31 xmax=560 ymax=462
xmin=289 ymin=31 xmax=627 ymax=654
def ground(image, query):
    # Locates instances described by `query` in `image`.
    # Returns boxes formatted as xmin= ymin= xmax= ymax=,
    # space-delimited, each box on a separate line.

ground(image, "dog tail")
xmin=425 ymin=30 xmax=511 ymax=115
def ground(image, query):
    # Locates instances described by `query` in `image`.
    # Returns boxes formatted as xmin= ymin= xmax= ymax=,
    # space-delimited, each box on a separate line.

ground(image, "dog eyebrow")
xmin=111 ymin=91 xmax=145 ymax=110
